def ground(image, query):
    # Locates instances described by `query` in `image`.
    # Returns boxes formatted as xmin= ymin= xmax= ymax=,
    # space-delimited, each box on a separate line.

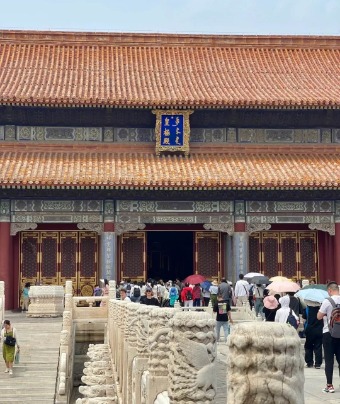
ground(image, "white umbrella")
xmin=244 ymin=272 xmax=263 ymax=279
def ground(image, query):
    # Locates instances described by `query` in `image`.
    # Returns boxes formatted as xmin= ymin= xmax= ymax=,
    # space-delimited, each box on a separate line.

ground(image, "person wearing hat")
xmin=140 ymin=287 xmax=160 ymax=306
xmin=263 ymin=295 xmax=279 ymax=322
xmin=209 ymin=280 xmax=219 ymax=307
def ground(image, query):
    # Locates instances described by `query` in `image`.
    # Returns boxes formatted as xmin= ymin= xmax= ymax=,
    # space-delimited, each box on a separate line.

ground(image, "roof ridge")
xmin=0 ymin=30 xmax=339 ymax=48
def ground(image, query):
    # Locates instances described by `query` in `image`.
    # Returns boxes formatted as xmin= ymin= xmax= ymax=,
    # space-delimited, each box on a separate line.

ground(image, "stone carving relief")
xmin=115 ymin=223 xmax=146 ymax=235
xmin=10 ymin=222 xmax=38 ymax=236
xmin=77 ymin=223 xmax=104 ymax=234
xmin=0 ymin=199 xmax=11 ymax=221
xmin=168 ymin=311 xmax=216 ymax=403
xmin=77 ymin=344 xmax=117 ymax=403
xmin=116 ymin=200 xmax=233 ymax=213
xmin=246 ymin=223 xmax=271 ymax=235
xmin=190 ymin=128 xmax=226 ymax=142
xmin=4 ymin=125 xmax=16 ymax=140
xmin=227 ymin=322 xmax=304 ymax=403
xmin=247 ymin=200 xmax=333 ymax=213
xmin=203 ymin=223 xmax=234 ymax=234
xmin=308 ymin=223 xmax=335 ymax=236
xmin=17 ymin=126 xmax=103 ymax=141
xmin=114 ymin=128 xmax=155 ymax=142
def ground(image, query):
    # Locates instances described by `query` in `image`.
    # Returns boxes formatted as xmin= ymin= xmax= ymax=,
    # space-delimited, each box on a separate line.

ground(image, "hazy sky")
xmin=1 ymin=0 xmax=339 ymax=35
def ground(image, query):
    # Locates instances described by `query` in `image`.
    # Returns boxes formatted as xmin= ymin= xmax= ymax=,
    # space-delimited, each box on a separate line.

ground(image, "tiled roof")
xmin=0 ymin=30 xmax=339 ymax=109
xmin=0 ymin=143 xmax=339 ymax=190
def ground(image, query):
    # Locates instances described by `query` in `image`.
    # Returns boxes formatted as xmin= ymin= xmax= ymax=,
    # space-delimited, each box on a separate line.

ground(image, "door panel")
xmin=195 ymin=232 xmax=220 ymax=279
xmin=79 ymin=232 xmax=98 ymax=296
xmin=120 ymin=232 xmax=146 ymax=281
xmin=20 ymin=231 xmax=98 ymax=299
xmin=249 ymin=231 xmax=318 ymax=281
xmin=41 ymin=232 xmax=59 ymax=285
xmin=21 ymin=232 xmax=39 ymax=285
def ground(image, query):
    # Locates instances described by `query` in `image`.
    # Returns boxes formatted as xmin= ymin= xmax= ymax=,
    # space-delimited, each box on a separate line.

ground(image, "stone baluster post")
xmin=131 ymin=305 xmax=157 ymax=404
xmin=124 ymin=302 xmax=140 ymax=404
xmin=227 ymin=322 xmax=304 ymax=403
xmin=144 ymin=308 xmax=175 ymax=404
xmin=168 ymin=311 xmax=216 ymax=403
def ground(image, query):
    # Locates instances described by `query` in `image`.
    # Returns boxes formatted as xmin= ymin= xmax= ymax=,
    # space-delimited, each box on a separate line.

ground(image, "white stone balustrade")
xmin=227 ymin=322 xmax=305 ymax=404
xmin=27 ymin=285 xmax=64 ymax=317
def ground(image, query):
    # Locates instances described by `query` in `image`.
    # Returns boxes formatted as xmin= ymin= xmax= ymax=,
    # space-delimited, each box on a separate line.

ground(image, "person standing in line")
xmin=120 ymin=288 xmax=131 ymax=302
xmin=209 ymin=280 xmax=219 ymax=307
xmin=274 ymin=295 xmax=299 ymax=324
xmin=100 ymin=279 xmax=109 ymax=307
xmin=234 ymin=274 xmax=250 ymax=307
xmin=93 ymin=284 xmax=102 ymax=307
xmin=303 ymin=301 xmax=323 ymax=369
xmin=202 ymin=286 xmax=211 ymax=307
xmin=181 ymin=283 xmax=193 ymax=308
xmin=218 ymin=278 xmax=232 ymax=307
xmin=317 ymin=281 xmax=340 ymax=393
xmin=21 ymin=282 xmax=30 ymax=312
xmin=1 ymin=320 xmax=19 ymax=375
xmin=213 ymin=294 xmax=234 ymax=342
xmin=253 ymin=284 xmax=265 ymax=318
xmin=140 ymin=287 xmax=160 ymax=306
xmin=263 ymin=295 xmax=279 ymax=322
xmin=168 ymin=283 xmax=179 ymax=307
xmin=192 ymin=284 xmax=202 ymax=307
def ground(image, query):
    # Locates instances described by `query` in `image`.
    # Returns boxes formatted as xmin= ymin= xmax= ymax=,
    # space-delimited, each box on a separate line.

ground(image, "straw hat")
xmin=212 ymin=280 xmax=218 ymax=286
xmin=263 ymin=295 xmax=279 ymax=310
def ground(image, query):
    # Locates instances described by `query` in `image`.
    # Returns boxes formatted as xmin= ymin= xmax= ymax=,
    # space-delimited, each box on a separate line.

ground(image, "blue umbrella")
xmin=201 ymin=280 xmax=212 ymax=290
xmin=296 ymin=288 xmax=328 ymax=304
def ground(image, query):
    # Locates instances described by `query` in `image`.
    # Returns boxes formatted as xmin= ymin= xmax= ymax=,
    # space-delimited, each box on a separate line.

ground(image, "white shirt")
xmin=319 ymin=295 xmax=340 ymax=333
xmin=234 ymin=280 xmax=250 ymax=298
xmin=209 ymin=285 xmax=218 ymax=295
xmin=121 ymin=296 xmax=131 ymax=302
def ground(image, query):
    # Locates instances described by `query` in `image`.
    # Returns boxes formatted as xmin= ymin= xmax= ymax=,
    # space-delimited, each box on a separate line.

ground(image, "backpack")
xmin=169 ymin=287 xmax=177 ymax=298
xmin=126 ymin=283 xmax=131 ymax=292
xmin=286 ymin=309 xmax=299 ymax=329
xmin=133 ymin=286 xmax=141 ymax=298
xmin=327 ymin=297 xmax=340 ymax=338
xmin=94 ymin=288 xmax=102 ymax=297
xmin=185 ymin=289 xmax=193 ymax=300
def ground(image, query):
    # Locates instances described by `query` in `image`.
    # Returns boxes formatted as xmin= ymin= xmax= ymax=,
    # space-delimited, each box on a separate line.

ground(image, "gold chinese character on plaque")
xmin=152 ymin=110 xmax=193 ymax=156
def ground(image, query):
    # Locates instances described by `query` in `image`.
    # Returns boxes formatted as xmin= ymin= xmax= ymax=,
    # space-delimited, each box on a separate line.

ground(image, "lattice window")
xmin=262 ymin=236 xmax=279 ymax=278
xmin=281 ymin=236 xmax=297 ymax=279
xmin=300 ymin=236 xmax=316 ymax=279
xmin=249 ymin=234 xmax=261 ymax=274
xmin=196 ymin=233 xmax=219 ymax=278
xmin=41 ymin=236 xmax=58 ymax=278
xmin=21 ymin=235 xmax=38 ymax=278
xmin=80 ymin=235 xmax=96 ymax=277
xmin=61 ymin=235 xmax=77 ymax=278
xmin=121 ymin=233 xmax=145 ymax=279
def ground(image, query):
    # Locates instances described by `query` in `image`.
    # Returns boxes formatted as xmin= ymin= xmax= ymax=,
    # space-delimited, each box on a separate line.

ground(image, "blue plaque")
xmin=160 ymin=114 xmax=184 ymax=146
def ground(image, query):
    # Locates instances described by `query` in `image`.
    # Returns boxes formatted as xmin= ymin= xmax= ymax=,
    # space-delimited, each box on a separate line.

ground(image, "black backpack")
xmin=286 ymin=309 xmax=299 ymax=329
xmin=133 ymin=287 xmax=141 ymax=297
xmin=185 ymin=289 xmax=193 ymax=300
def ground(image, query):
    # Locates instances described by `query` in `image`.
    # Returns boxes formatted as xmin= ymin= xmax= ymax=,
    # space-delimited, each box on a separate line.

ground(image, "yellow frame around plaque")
xmin=152 ymin=110 xmax=193 ymax=156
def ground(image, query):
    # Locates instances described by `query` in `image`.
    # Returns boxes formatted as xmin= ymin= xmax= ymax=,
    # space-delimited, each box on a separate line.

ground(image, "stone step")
xmin=1 ymin=311 xmax=63 ymax=403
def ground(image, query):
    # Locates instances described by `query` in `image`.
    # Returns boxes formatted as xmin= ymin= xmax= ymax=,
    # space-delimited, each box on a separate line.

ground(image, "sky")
xmin=0 ymin=0 xmax=339 ymax=35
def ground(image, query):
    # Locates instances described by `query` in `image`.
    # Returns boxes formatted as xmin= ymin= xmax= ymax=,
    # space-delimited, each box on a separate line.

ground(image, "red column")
xmin=0 ymin=222 xmax=13 ymax=309
xmin=334 ymin=223 xmax=340 ymax=285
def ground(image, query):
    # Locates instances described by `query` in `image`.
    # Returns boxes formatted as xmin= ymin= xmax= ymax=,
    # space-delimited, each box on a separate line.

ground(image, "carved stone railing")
xmin=27 ymin=285 xmax=64 ymax=317
xmin=106 ymin=300 xmax=217 ymax=404
xmin=227 ymin=322 xmax=304 ymax=403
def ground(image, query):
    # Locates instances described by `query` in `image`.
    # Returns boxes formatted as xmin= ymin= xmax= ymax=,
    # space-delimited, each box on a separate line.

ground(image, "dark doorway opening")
xmin=147 ymin=231 xmax=193 ymax=281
